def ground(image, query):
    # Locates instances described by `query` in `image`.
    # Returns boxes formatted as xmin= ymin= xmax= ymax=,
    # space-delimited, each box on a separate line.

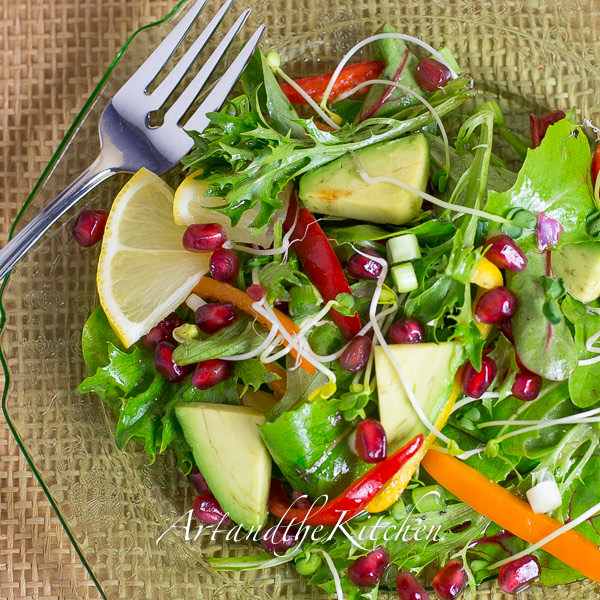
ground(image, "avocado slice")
xmin=175 ymin=403 xmax=271 ymax=530
xmin=375 ymin=342 xmax=462 ymax=452
xmin=298 ymin=134 xmax=429 ymax=225
xmin=552 ymin=242 xmax=600 ymax=304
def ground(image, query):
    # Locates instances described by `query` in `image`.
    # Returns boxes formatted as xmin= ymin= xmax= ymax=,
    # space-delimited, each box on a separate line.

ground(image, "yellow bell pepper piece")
xmin=470 ymin=256 xmax=503 ymax=290
xmin=366 ymin=376 xmax=461 ymax=512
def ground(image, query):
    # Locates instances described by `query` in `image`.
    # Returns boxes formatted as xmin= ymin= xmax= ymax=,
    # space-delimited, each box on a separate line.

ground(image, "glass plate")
xmin=3 ymin=0 xmax=600 ymax=598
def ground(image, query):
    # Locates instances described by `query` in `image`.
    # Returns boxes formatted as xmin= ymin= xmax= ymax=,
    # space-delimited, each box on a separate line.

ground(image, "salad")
xmin=74 ymin=23 xmax=600 ymax=600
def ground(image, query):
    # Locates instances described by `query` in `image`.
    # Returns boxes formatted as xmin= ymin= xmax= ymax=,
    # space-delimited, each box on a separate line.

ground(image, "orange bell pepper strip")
xmin=422 ymin=446 xmax=600 ymax=583
xmin=193 ymin=277 xmax=315 ymax=376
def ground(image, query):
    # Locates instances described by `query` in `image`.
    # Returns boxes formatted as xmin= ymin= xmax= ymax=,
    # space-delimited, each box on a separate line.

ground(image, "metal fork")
xmin=0 ymin=0 xmax=264 ymax=280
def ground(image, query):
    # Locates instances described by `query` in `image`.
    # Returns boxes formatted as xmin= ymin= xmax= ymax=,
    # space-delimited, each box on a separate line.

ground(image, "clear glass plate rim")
xmin=0 ymin=2 xmax=190 ymax=597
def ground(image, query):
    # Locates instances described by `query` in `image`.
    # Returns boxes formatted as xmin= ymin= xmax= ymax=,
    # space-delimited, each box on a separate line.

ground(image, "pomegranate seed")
xmin=340 ymin=335 xmax=372 ymax=372
xmin=415 ymin=58 xmax=451 ymax=93
xmin=189 ymin=467 xmax=211 ymax=495
xmin=195 ymin=302 xmax=236 ymax=334
xmin=143 ymin=312 xmax=183 ymax=349
xmin=154 ymin=342 xmax=191 ymax=382
xmin=462 ymin=356 xmax=497 ymax=398
xmin=273 ymin=299 xmax=289 ymax=313
xmin=209 ymin=248 xmax=239 ymax=283
xmin=396 ymin=571 xmax=429 ymax=600
xmin=498 ymin=555 xmax=540 ymax=594
xmin=72 ymin=209 xmax=108 ymax=247
xmin=182 ymin=223 xmax=227 ymax=252
xmin=432 ymin=560 xmax=468 ymax=600
xmin=512 ymin=371 xmax=543 ymax=401
xmin=475 ymin=287 xmax=517 ymax=324
xmin=191 ymin=494 xmax=231 ymax=525
xmin=354 ymin=418 xmax=387 ymax=463
xmin=260 ymin=524 xmax=300 ymax=555
xmin=290 ymin=489 xmax=312 ymax=510
xmin=499 ymin=319 xmax=514 ymax=342
xmin=191 ymin=358 xmax=231 ymax=390
xmin=348 ymin=546 xmax=390 ymax=587
xmin=347 ymin=250 xmax=385 ymax=280
xmin=246 ymin=284 xmax=266 ymax=301
xmin=484 ymin=235 xmax=527 ymax=272
xmin=389 ymin=318 xmax=425 ymax=344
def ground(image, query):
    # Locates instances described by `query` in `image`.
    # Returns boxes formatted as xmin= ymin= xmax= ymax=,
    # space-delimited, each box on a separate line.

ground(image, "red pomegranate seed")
xmin=273 ymin=299 xmax=289 ymax=313
xmin=484 ymin=235 xmax=527 ymax=272
xmin=389 ymin=318 xmax=425 ymax=344
xmin=191 ymin=358 xmax=231 ymax=390
xmin=143 ymin=312 xmax=183 ymax=349
xmin=191 ymin=494 xmax=232 ymax=525
xmin=260 ymin=524 xmax=300 ymax=555
xmin=498 ymin=555 xmax=541 ymax=594
xmin=475 ymin=287 xmax=517 ymax=324
xmin=195 ymin=302 xmax=236 ymax=334
xmin=462 ymin=356 xmax=497 ymax=398
xmin=415 ymin=58 xmax=451 ymax=93
xmin=499 ymin=319 xmax=514 ymax=343
xmin=354 ymin=418 xmax=387 ymax=463
xmin=209 ymin=248 xmax=239 ymax=283
xmin=340 ymin=335 xmax=372 ymax=372
xmin=512 ymin=371 xmax=543 ymax=401
xmin=182 ymin=223 xmax=227 ymax=252
xmin=348 ymin=546 xmax=390 ymax=587
xmin=290 ymin=489 xmax=312 ymax=510
xmin=189 ymin=467 xmax=211 ymax=495
xmin=154 ymin=342 xmax=191 ymax=382
xmin=396 ymin=571 xmax=429 ymax=600
xmin=347 ymin=250 xmax=385 ymax=280
xmin=246 ymin=284 xmax=266 ymax=301
xmin=72 ymin=209 xmax=108 ymax=247
xmin=432 ymin=560 xmax=468 ymax=600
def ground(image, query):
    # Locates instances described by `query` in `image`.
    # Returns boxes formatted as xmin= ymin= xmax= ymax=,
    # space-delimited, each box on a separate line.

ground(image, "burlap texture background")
xmin=2 ymin=1 xmax=600 ymax=599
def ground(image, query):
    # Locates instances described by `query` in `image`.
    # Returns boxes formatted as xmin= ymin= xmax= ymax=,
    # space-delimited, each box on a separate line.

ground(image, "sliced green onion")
xmin=387 ymin=234 xmax=421 ymax=264
xmin=391 ymin=263 xmax=418 ymax=292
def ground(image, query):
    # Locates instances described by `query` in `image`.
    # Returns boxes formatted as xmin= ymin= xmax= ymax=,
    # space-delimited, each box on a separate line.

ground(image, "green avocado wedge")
xmin=175 ymin=403 xmax=271 ymax=530
xmin=298 ymin=134 xmax=429 ymax=225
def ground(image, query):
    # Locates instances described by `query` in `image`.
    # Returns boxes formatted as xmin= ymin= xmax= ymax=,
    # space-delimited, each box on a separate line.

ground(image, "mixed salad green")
xmin=76 ymin=23 xmax=600 ymax=599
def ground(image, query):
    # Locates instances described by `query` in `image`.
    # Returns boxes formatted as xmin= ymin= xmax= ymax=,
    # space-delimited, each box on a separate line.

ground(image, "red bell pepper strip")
xmin=283 ymin=194 xmax=361 ymax=339
xmin=268 ymin=434 xmax=424 ymax=527
xmin=280 ymin=60 xmax=384 ymax=104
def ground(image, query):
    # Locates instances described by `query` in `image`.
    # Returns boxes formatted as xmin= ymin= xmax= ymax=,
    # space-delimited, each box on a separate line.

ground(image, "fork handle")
xmin=0 ymin=155 xmax=116 ymax=280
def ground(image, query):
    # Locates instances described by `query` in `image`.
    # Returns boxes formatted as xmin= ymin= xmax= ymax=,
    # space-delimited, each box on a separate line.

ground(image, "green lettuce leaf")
xmin=562 ymin=296 xmax=600 ymax=407
xmin=172 ymin=317 xmax=268 ymax=365
xmin=507 ymin=252 xmax=578 ymax=381
xmin=261 ymin=396 xmax=369 ymax=498
xmin=81 ymin=305 xmax=124 ymax=375
xmin=485 ymin=119 xmax=595 ymax=251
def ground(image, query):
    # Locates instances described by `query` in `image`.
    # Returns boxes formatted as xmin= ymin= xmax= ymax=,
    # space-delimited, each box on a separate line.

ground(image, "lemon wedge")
xmin=97 ymin=168 xmax=210 ymax=348
xmin=173 ymin=170 xmax=289 ymax=247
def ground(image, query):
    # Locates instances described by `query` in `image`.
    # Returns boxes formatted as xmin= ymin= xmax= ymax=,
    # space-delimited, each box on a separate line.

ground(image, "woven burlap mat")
xmin=0 ymin=3 xmax=183 ymax=598
xmin=2 ymin=1 xmax=600 ymax=600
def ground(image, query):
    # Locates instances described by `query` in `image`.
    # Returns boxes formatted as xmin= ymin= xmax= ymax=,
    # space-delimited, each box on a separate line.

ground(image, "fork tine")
xmin=171 ymin=19 xmax=265 ymax=132
xmin=148 ymin=0 xmax=234 ymax=107
xmin=120 ymin=0 xmax=210 ymax=93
